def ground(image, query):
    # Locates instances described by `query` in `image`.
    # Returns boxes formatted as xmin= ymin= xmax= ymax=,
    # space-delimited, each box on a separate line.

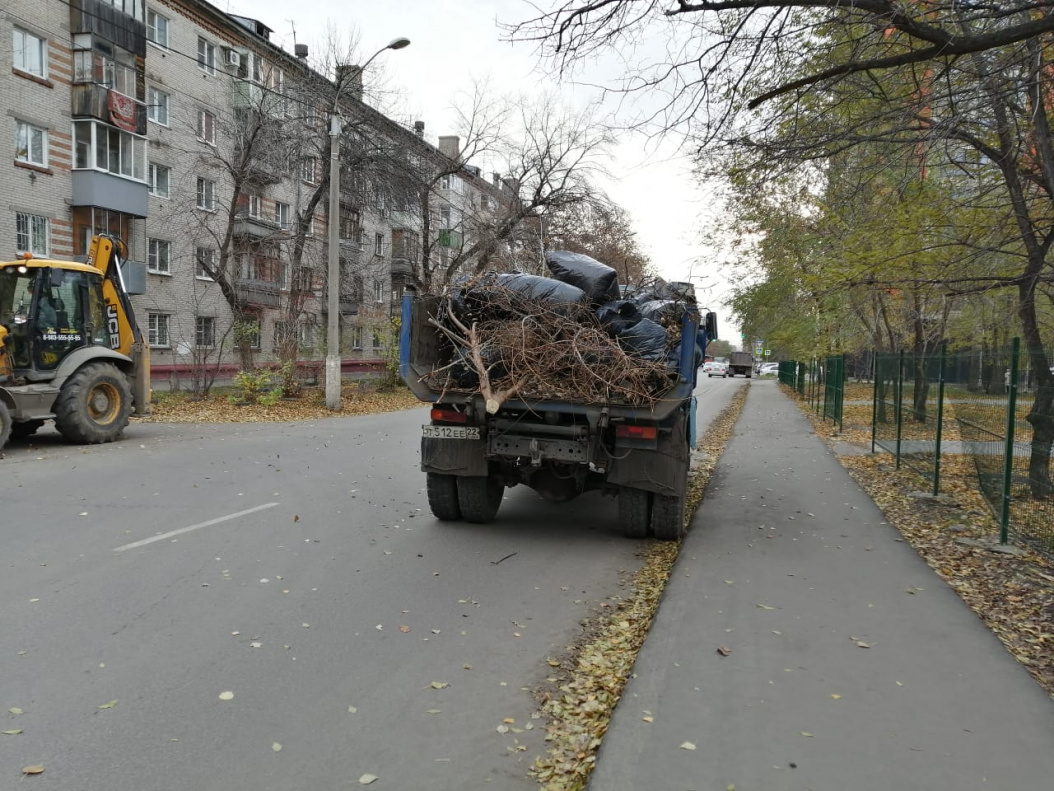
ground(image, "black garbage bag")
xmin=545 ymin=251 xmax=621 ymax=305
xmin=448 ymin=342 xmax=507 ymax=387
xmin=636 ymin=299 xmax=683 ymax=325
xmin=613 ymin=317 xmax=669 ymax=362
xmin=596 ymin=300 xmax=642 ymax=337
xmin=457 ymin=271 xmax=587 ymax=320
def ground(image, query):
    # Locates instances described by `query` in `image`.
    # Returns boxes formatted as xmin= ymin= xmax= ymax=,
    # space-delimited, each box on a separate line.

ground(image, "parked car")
xmin=704 ymin=360 xmax=728 ymax=378
xmin=758 ymin=362 xmax=780 ymax=376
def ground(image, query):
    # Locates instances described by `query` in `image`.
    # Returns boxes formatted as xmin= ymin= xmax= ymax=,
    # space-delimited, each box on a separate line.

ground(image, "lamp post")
xmin=326 ymin=37 xmax=411 ymax=410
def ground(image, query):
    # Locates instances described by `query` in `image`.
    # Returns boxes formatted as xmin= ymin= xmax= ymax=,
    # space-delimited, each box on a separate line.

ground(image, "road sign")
xmin=764 ymin=349 xmax=771 ymax=356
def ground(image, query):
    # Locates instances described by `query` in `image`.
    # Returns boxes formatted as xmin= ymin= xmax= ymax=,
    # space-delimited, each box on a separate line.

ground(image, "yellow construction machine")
xmin=0 ymin=234 xmax=150 ymax=452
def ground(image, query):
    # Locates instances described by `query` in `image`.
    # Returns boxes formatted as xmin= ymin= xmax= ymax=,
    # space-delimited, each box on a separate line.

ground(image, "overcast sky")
xmin=222 ymin=0 xmax=739 ymax=341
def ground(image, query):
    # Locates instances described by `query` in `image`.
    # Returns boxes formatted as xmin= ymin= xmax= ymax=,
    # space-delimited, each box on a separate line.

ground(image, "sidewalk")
xmin=590 ymin=382 xmax=1054 ymax=790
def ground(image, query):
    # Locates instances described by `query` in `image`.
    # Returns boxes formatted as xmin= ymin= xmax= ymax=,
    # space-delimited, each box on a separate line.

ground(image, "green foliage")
xmin=379 ymin=315 xmax=403 ymax=391
xmin=228 ymin=368 xmax=274 ymax=405
xmin=276 ymin=360 xmax=302 ymax=399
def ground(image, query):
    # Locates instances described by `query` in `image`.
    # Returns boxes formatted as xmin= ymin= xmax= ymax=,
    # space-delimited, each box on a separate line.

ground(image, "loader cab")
xmin=0 ymin=260 xmax=109 ymax=380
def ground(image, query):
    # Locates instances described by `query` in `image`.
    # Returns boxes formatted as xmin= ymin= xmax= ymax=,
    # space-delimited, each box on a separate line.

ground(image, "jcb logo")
xmin=106 ymin=304 xmax=121 ymax=349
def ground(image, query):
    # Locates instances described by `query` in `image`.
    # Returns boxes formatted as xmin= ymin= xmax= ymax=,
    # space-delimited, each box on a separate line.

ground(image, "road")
xmin=0 ymin=376 xmax=746 ymax=790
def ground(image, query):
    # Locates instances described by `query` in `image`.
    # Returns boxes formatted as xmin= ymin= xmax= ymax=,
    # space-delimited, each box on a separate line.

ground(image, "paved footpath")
xmin=591 ymin=381 xmax=1054 ymax=791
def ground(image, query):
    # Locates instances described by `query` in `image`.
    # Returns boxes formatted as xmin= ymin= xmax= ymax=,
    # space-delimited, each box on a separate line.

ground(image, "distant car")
xmin=758 ymin=362 xmax=779 ymax=376
xmin=704 ymin=360 xmax=728 ymax=378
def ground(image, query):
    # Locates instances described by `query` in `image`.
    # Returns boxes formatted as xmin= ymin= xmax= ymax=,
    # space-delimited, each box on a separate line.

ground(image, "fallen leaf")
xmin=831 ymin=694 xmax=842 ymax=700
xmin=496 ymin=725 xmax=510 ymax=734
xmin=9 ymin=708 xmax=24 ymax=715
xmin=800 ymin=731 xmax=814 ymax=737
xmin=22 ymin=765 xmax=44 ymax=775
xmin=426 ymin=709 xmax=441 ymax=714
xmin=547 ymin=659 xmax=561 ymax=667
xmin=348 ymin=706 xmax=358 ymax=713
xmin=358 ymin=774 xmax=378 ymax=785
xmin=462 ymin=664 xmax=472 ymax=670
xmin=502 ymin=718 xmax=515 ymax=724
xmin=642 ymin=716 xmax=654 ymax=723
xmin=3 ymin=729 xmax=23 ymax=735
xmin=756 ymin=604 xmax=776 ymax=610
xmin=399 ymin=625 xmax=411 ymax=633
xmin=431 ymin=629 xmax=441 ymax=635
xmin=717 ymin=646 xmax=732 ymax=657
xmin=680 ymin=741 xmax=696 ymax=751
xmin=293 ymin=515 xmax=300 ymax=522
xmin=218 ymin=691 xmax=234 ymax=701
xmin=430 ymin=681 xmax=448 ymax=690
xmin=856 ymin=641 xmax=871 ymax=649
xmin=271 ymin=742 xmax=282 ymax=752
xmin=97 ymin=700 xmax=119 ymax=710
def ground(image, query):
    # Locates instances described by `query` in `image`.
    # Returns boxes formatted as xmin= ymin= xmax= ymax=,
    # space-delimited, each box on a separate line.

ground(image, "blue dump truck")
xmin=399 ymin=255 xmax=718 ymax=540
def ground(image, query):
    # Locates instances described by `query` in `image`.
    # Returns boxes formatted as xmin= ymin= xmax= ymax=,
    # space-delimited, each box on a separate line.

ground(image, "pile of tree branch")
xmin=425 ymin=275 xmax=689 ymax=412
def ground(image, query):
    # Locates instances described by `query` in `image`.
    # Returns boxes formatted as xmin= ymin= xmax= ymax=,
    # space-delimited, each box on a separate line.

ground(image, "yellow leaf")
xmin=642 ymin=716 xmax=654 ymax=723
xmin=800 ymin=731 xmax=814 ymax=737
xmin=680 ymin=741 xmax=696 ymax=750
xmin=271 ymin=742 xmax=282 ymax=752
xmin=503 ymin=718 xmax=514 ymax=724
xmin=9 ymin=708 xmax=24 ymax=715
xmin=3 ymin=729 xmax=23 ymax=735
xmin=399 ymin=625 xmax=411 ymax=633
xmin=22 ymin=765 xmax=45 ymax=775
xmin=98 ymin=700 xmax=119 ymax=709
xmin=426 ymin=709 xmax=441 ymax=714
xmin=218 ymin=691 xmax=234 ymax=701
xmin=358 ymin=774 xmax=378 ymax=785
xmin=547 ymin=659 xmax=560 ymax=667
xmin=348 ymin=706 xmax=357 ymax=713
xmin=430 ymin=682 xmax=448 ymax=690
xmin=831 ymin=694 xmax=842 ymax=700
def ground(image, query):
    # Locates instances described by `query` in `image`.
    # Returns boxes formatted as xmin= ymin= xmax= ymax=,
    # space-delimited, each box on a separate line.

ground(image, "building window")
xmin=245 ymin=193 xmax=262 ymax=218
xmin=13 ymin=28 xmax=46 ymax=79
xmin=196 ymin=178 xmax=216 ymax=211
xmin=197 ymin=110 xmax=215 ymax=144
xmin=372 ymin=329 xmax=384 ymax=350
xmin=15 ymin=212 xmax=48 ymax=256
xmin=148 ymin=163 xmax=170 ymax=197
xmin=196 ymin=247 xmax=216 ymax=280
xmin=15 ymin=121 xmax=47 ymax=167
xmin=373 ymin=278 xmax=385 ymax=303
xmin=339 ymin=207 xmax=360 ymax=240
xmin=73 ymin=50 xmax=136 ymax=97
xmin=148 ymin=313 xmax=170 ymax=347
xmin=71 ymin=207 xmax=137 ymax=256
xmin=147 ymin=87 xmax=169 ymax=126
xmin=274 ymin=202 xmax=291 ymax=230
xmin=374 ymin=233 xmax=385 ymax=256
xmin=300 ymin=157 xmax=317 ymax=184
xmin=72 ymin=121 xmax=146 ymax=181
xmin=197 ymin=37 xmax=216 ymax=75
xmin=195 ymin=316 xmax=216 ymax=348
xmin=348 ymin=325 xmax=363 ymax=350
xmin=146 ymin=9 xmax=169 ymax=48
xmin=99 ymin=0 xmax=146 ymax=23
xmin=147 ymin=238 xmax=170 ymax=274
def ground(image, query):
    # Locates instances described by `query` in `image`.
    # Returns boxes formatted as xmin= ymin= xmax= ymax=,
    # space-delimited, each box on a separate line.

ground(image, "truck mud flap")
xmin=606 ymin=449 xmax=688 ymax=497
xmin=421 ymin=437 xmax=489 ymax=476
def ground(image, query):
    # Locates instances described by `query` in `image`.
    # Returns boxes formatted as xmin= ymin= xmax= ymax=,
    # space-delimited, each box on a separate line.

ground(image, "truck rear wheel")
xmin=458 ymin=475 xmax=503 ymax=523
xmin=0 ymin=402 xmax=11 ymax=451
xmin=426 ymin=473 xmax=461 ymax=520
xmin=54 ymin=362 xmax=132 ymax=444
xmin=651 ymin=493 xmax=687 ymax=541
xmin=618 ymin=487 xmax=651 ymax=538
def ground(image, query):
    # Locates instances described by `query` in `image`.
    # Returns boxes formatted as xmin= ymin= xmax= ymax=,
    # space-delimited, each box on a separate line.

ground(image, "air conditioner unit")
xmin=225 ymin=49 xmax=241 ymax=68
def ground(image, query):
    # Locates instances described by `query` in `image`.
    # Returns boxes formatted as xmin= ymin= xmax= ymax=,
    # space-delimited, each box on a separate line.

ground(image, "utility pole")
xmin=325 ymin=37 xmax=410 ymax=411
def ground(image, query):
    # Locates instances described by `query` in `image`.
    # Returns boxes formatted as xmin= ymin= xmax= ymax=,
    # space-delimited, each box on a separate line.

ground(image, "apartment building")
xmin=3 ymin=0 xmax=504 ymax=386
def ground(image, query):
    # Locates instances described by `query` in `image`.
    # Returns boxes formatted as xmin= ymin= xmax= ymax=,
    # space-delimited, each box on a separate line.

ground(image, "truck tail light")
xmin=615 ymin=425 xmax=657 ymax=440
xmin=430 ymin=407 xmax=467 ymax=424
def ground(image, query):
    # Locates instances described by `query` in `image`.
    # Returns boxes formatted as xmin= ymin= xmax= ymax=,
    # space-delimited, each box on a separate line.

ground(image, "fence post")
xmin=895 ymin=350 xmax=905 ymax=470
xmin=933 ymin=344 xmax=947 ymax=496
xmin=871 ymin=352 xmax=878 ymax=453
xmin=1000 ymin=338 xmax=1020 ymax=544
xmin=837 ymin=354 xmax=845 ymax=431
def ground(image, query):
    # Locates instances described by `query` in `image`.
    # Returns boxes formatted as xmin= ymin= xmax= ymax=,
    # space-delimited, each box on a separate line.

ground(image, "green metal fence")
xmin=872 ymin=340 xmax=1054 ymax=556
xmin=823 ymin=355 xmax=845 ymax=428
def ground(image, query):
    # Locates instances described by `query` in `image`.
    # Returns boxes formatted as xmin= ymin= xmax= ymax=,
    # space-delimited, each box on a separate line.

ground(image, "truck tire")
xmin=53 ymin=362 xmax=132 ymax=444
xmin=618 ymin=486 xmax=651 ymax=538
xmin=0 ymin=402 xmax=10 ymax=451
xmin=426 ymin=473 xmax=461 ymax=520
xmin=11 ymin=419 xmax=45 ymax=440
xmin=457 ymin=476 xmax=503 ymax=523
xmin=651 ymin=493 xmax=687 ymax=541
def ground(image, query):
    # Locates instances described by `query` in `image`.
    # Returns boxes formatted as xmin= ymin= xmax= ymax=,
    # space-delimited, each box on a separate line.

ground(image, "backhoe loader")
xmin=0 ymin=234 xmax=150 ymax=452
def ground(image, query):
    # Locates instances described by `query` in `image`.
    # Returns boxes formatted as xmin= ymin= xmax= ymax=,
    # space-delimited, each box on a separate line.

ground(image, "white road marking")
xmin=113 ymin=503 xmax=280 ymax=552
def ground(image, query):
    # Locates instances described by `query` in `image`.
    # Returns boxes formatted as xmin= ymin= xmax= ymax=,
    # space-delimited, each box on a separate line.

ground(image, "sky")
xmin=221 ymin=0 xmax=739 ymax=341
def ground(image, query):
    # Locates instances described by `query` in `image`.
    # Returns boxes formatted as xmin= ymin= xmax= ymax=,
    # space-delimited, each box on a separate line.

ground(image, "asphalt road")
xmin=0 ymin=375 xmax=746 ymax=790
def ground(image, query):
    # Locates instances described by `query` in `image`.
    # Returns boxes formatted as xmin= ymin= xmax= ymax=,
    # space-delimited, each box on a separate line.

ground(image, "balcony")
xmin=438 ymin=229 xmax=463 ymax=248
xmin=236 ymin=279 xmax=282 ymax=308
xmin=234 ymin=141 xmax=284 ymax=185
xmin=233 ymin=213 xmax=281 ymax=240
xmin=70 ymin=0 xmax=147 ymax=57
xmin=72 ymin=85 xmax=147 ymax=136
xmin=390 ymin=259 xmax=414 ymax=278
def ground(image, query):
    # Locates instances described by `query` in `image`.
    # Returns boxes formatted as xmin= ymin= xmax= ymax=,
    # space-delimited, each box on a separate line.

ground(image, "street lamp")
xmin=326 ymin=37 xmax=411 ymax=410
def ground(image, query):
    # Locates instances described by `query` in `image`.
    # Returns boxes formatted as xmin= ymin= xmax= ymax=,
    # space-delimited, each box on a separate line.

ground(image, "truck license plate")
xmin=422 ymin=425 xmax=481 ymax=440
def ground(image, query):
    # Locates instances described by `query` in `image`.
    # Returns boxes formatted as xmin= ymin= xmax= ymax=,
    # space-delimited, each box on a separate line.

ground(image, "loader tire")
xmin=0 ymin=401 xmax=10 ymax=451
xmin=651 ymin=492 xmax=687 ymax=541
xmin=618 ymin=486 xmax=651 ymax=539
xmin=54 ymin=362 xmax=132 ymax=445
xmin=426 ymin=473 xmax=461 ymax=521
xmin=457 ymin=475 xmax=503 ymax=523
xmin=11 ymin=419 xmax=45 ymax=440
